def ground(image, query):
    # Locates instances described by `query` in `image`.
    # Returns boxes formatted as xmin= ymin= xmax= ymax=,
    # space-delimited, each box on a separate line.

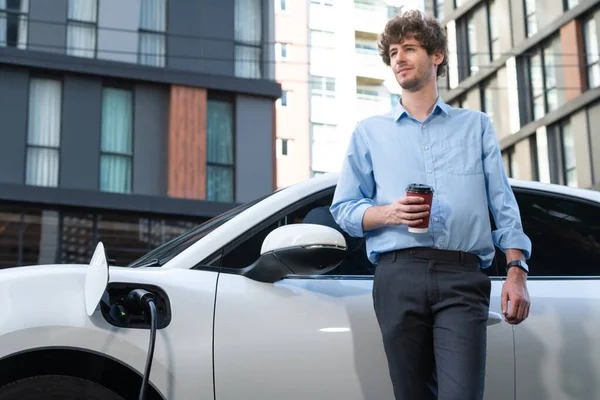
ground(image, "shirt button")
xmin=436 ymin=244 xmax=442 ymax=249
xmin=434 ymin=217 xmax=439 ymax=222
xmin=427 ymin=169 xmax=432 ymax=174
xmin=424 ymin=146 xmax=429 ymax=150
xmin=421 ymin=125 xmax=426 ymax=129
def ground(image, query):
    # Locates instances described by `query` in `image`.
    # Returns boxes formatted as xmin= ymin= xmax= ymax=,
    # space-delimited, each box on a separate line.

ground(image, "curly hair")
xmin=378 ymin=10 xmax=448 ymax=78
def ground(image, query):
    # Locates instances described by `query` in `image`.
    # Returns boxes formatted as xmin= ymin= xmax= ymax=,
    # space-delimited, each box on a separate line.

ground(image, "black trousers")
xmin=373 ymin=247 xmax=491 ymax=400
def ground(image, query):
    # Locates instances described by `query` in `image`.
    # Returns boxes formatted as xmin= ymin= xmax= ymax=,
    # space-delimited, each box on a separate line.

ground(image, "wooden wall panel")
xmin=168 ymin=86 xmax=207 ymax=199
xmin=560 ymin=20 xmax=586 ymax=102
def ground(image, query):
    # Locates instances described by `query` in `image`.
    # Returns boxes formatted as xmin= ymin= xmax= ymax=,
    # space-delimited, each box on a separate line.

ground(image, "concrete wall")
xmin=167 ymin=0 xmax=234 ymax=76
xmin=235 ymin=95 xmax=274 ymax=203
xmin=60 ymin=76 xmax=102 ymax=190
xmin=0 ymin=67 xmax=28 ymax=184
xmin=28 ymin=0 xmax=67 ymax=54
xmin=98 ymin=0 xmax=140 ymax=63
xmin=134 ymin=84 xmax=169 ymax=196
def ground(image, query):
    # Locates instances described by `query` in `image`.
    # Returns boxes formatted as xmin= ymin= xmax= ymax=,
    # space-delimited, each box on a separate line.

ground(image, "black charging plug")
xmin=126 ymin=289 xmax=156 ymax=309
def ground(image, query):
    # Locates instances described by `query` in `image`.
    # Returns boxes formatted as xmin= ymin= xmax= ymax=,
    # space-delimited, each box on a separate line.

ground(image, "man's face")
xmin=388 ymin=33 xmax=440 ymax=92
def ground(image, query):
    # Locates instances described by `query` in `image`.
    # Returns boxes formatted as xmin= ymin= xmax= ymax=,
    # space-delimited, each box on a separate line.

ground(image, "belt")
xmin=380 ymin=247 xmax=480 ymax=265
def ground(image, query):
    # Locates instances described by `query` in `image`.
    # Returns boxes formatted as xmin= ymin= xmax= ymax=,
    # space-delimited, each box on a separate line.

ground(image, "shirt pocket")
xmin=441 ymin=137 xmax=483 ymax=175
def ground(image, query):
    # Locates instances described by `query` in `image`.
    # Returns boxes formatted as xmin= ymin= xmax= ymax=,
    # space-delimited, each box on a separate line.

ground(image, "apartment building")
xmin=430 ymin=0 xmax=600 ymax=189
xmin=274 ymin=0 xmax=423 ymax=187
xmin=0 ymin=0 xmax=280 ymax=268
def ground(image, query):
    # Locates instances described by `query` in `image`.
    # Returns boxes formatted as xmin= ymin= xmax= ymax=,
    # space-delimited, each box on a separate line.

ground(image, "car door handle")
xmin=487 ymin=312 xmax=503 ymax=326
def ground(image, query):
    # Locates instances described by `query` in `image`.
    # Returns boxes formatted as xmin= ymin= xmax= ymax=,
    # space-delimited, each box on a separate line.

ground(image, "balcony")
xmin=310 ymin=95 xmax=338 ymax=125
xmin=353 ymin=2 xmax=389 ymax=36
xmin=355 ymin=47 xmax=389 ymax=83
xmin=309 ymin=2 xmax=336 ymax=32
xmin=355 ymin=97 xmax=391 ymax=121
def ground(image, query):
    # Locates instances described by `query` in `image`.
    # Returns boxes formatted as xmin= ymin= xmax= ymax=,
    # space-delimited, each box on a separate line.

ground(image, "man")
xmin=330 ymin=10 xmax=532 ymax=400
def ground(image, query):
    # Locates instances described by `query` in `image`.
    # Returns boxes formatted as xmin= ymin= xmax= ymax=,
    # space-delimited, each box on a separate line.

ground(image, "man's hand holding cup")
xmin=384 ymin=184 xmax=435 ymax=233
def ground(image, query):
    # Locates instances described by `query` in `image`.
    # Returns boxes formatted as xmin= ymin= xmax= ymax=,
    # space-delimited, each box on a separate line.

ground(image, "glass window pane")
xmin=235 ymin=45 xmax=261 ymax=79
xmin=0 ymin=207 xmax=21 ymax=268
xmin=468 ymin=16 xmax=478 ymax=75
xmin=140 ymin=0 xmax=166 ymax=31
xmin=207 ymin=100 xmax=234 ymax=165
xmin=1 ymin=0 xmax=29 ymax=12
xmin=147 ymin=219 xmax=197 ymax=249
xmin=100 ymin=154 xmax=132 ymax=194
xmin=207 ymin=165 xmax=234 ymax=202
xmin=590 ymin=63 xmax=600 ymax=89
xmin=235 ymin=0 xmax=261 ymax=45
xmin=98 ymin=214 xmax=150 ymax=266
xmin=533 ymin=95 xmax=545 ymax=121
xmin=27 ymin=78 xmax=61 ymax=147
xmin=101 ymin=88 xmax=133 ymax=154
xmin=67 ymin=22 xmax=96 ymax=58
xmin=21 ymin=209 xmax=59 ymax=266
xmin=60 ymin=212 xmax=94 ymax=264
xmin=68 ymin=0 xmax=97 ymax=22
xmin=26 ymin=148 xmax=59 ymax=187
xmin=516 ymin=192 xmax=600 ymax=276
xmin=138 ymin=31 xmax=165 ymax=67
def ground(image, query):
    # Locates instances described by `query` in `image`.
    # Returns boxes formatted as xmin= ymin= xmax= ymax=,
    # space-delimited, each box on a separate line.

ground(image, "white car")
xmin=0 ymin=173 xmax=599 ymax=400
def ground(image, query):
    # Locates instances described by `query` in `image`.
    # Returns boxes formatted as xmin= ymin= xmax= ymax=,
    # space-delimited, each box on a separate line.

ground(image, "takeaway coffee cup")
xmin=405 ymin=183 xmax=434 ymax=233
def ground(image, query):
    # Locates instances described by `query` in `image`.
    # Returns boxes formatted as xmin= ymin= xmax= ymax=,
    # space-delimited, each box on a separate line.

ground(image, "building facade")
xmin=274 ymin=0 xmax=423 ymax=188
xmin=0 ymin=0 xmax=279 ymax=268
xmin=430 ymin=0 xmax=600 ymax=189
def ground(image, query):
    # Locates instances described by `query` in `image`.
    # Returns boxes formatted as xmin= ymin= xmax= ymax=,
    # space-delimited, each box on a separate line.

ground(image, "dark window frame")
xmin=206 ymin=95 xmax=236 ymax=203
xmin=0 ymin=0 xmax=29 ymax=49
xmin=66 ymin=0 xmax=99 ymax=58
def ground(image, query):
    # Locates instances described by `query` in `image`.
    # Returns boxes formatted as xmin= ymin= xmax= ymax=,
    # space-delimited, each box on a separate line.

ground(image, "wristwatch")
xmin=506 ymin=259 xmax=529 ymax=274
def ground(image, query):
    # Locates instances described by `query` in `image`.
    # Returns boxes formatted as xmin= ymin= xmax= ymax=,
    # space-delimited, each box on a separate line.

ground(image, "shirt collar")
xmin=392 ymin=95 xmax=451 ymax=121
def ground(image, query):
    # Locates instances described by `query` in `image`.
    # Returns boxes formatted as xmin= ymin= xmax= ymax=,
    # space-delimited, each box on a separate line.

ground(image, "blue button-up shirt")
xmin=330 ymin=96 xmax=532 ymax=268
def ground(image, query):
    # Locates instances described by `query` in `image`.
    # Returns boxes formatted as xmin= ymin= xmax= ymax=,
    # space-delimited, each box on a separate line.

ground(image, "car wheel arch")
xmin=0 ymin=347 xmax=166 ymax=400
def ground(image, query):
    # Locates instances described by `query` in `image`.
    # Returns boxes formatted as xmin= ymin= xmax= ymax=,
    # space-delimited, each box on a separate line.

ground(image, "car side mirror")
xmin=240 ymin=224 xmax=347 ymax=283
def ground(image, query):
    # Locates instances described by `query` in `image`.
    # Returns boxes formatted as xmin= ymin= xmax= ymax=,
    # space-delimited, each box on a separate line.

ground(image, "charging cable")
xmin=126 ymin=289 xmax=158 ymax=400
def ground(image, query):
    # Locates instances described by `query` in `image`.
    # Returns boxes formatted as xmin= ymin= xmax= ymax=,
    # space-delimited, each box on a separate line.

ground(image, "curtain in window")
xmin=207 ymin=100 xmax=234 ymax=202
xmin=139 ymin=0 xmax=166 ymax=67
xmin=234 ymin=0 xmax=262 ymax=78
xmin=100 ymin=88 xmax=133 ymax=193
xmin=67 ymin=0 xmax=96 ymax=57
xmin=26 ymin=78 xmax=61 ymax=187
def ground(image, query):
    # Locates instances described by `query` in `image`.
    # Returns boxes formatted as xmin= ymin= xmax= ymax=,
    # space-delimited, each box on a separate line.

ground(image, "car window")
xmin=514 ymin=191 xmax=600 ymax=277
xmin=127 ymin=190 xmax=284 ymax=268
xmin=218 ymin=188 xmax=374 ymax=276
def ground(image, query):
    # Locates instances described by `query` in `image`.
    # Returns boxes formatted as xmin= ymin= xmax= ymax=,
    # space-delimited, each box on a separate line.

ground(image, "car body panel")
xmin=214 ymin=273 xmax=515 ymax=400
xmin=0 ymin=265 xmax=216 ymax=399
xmin=515 ymin=279 xmax=600 ymax=400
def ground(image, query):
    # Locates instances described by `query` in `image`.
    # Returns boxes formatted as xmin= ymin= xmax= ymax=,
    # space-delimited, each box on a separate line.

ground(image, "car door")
xmin=211 ymin=188 xmax=515 ymax=400
xmin=511 ymin=189 xmax=600 ymax=400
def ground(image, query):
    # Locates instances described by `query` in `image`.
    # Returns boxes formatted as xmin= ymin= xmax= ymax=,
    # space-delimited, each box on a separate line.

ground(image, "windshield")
xmin=126 ymin=189 xmax=283 ymax=268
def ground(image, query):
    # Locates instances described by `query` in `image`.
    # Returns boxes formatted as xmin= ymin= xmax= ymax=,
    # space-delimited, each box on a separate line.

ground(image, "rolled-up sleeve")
xmin=330 ymin=123 xmax=375 ymax=238
xmin=481 ymin=114 xmax=532 ymax=259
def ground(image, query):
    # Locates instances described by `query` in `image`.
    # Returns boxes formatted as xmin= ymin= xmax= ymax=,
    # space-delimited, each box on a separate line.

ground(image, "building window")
xmin=584 ymin=16 xmax=600 ymax=89
xmin=235 ymin=0 xmax=262 ymax=78
xmin=0 ymin=0 xmax=28 ymax=49
xmin=26 ymin=78 xmax=61 ymax=188
xmin=560 ymin=120 xmax=577 ymax=187
xmin=488 ymin=0 xmax=500 ymax=61
xmin=277 ymin=90 xmax=290 ymax=108
xmin=565 ymin=0 xmax=578 ymax=10
xmin=481 ymin=78 xmax=496 ymax=128
xmin=139 ymin=0 xmax=166 ymax=67
xmin=311 ymin=76 xmax=335 ymax=98
xmin=100 ymin=88 xmax=133 ymax=194
xmin=67 ymin=0 xmax=97 ymax=58
xmin=390 ymin=93 xmax=400 ymax=107
xmin=434 ymin=0 xmax=444 ymax=21
xmin=276 ymin=138 xmax=292 ymax=157
xmin=276 ymin=42 xmax=290 ymax=61
xmin=207 ymin=99 xmax=235 ymax=202
xmin=528 ymin=37 xmax=561 ymax=122
xmin=467 ymin=15 xmax=478 ymax=75
xmin=276 ymin=0 xmax=287 ymax=12
xmin=311 ymin=0 xmax=334 ymax=6
xmin=525 ymin=0 xmax=537 ymax=37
